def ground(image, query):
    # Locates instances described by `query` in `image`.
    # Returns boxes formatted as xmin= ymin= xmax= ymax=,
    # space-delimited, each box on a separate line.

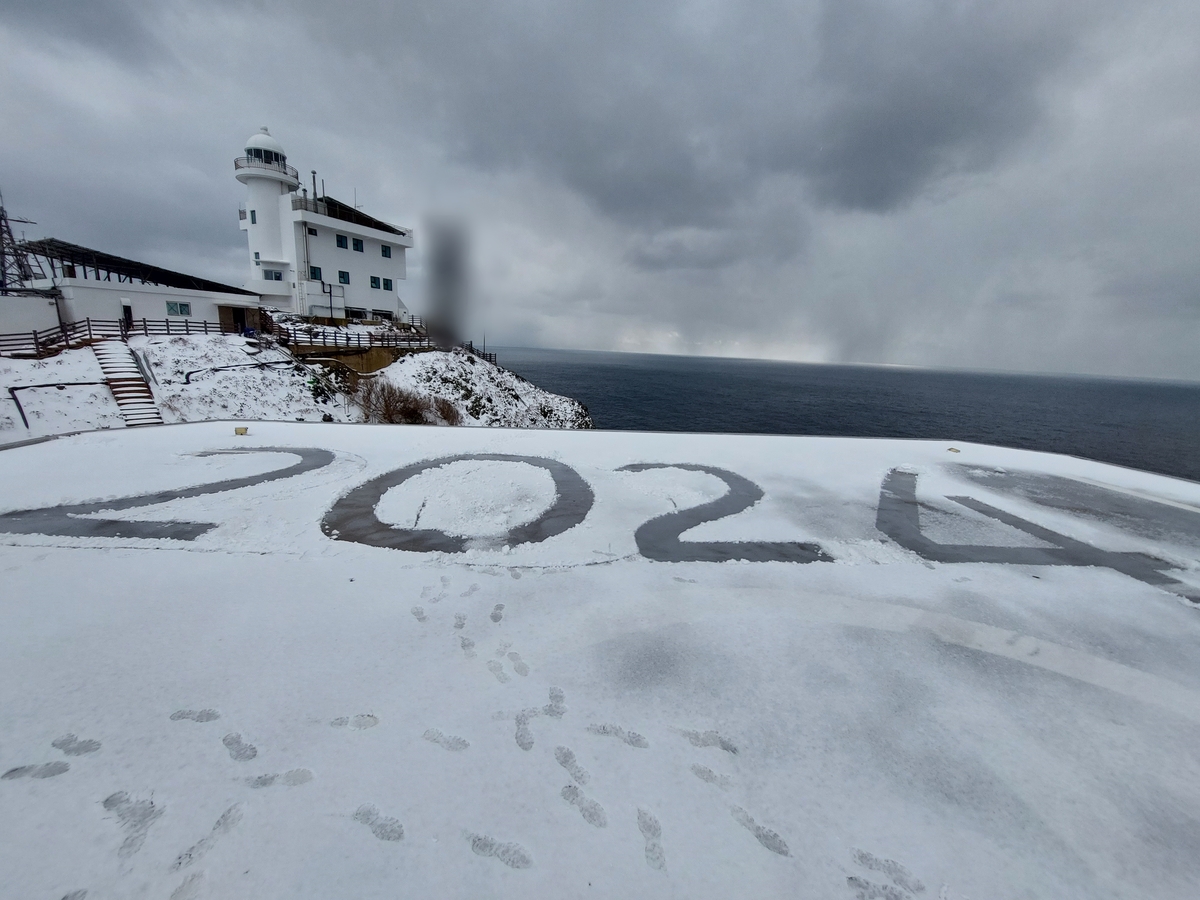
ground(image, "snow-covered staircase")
xmin=91 ymin=339 xmax=163 ymax=427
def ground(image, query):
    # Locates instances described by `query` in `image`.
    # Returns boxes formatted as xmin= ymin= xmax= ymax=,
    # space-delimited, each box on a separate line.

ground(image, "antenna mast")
xmin=0 ymin=189 xmax=49 ymax=296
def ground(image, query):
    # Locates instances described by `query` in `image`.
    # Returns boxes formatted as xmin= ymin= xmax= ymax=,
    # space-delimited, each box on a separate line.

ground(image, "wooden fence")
xmin=0 ymin=318 xmax=226 ymax=357
xmin=275 ymin=326 xmax=497 ymax=364
xmin=0 ymin=316 xmax=497 ymax=364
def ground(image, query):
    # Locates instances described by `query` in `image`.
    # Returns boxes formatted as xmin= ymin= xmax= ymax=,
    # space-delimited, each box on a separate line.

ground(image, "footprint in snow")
xmin=423 ymin=728 xmax=470 ymax=751
xmin=555 ymin=746 xmax=589 ymax=784
xmin=171 ymin=709 xmax=220 ymax=723
xmin=222 ymin=734 xmax=257 ymax=761
xmin=52 ymin=734 xmax=101 ymax=756
xmin=638 ymin=808 xmax=667 ymax=871
xmin=247 ymin=769 xmax=313 ymax=788
xmin=586 ymin=723 xmax=648 ymax=748
xmin=730 ymin=806 xmax=789 ymax=856
xmin=847 ymin=848 xmax=926 ymax=899
xmin=466 ymin=832 xmax=532 ymax=868
xmin=3 ymin=761 xmax=69 ymax=780
xmin=561 ymin=784 xmax=607 ymax=827
xmin=676 ymin=727 xmax=738 ymax=754
xmin=354 ymin=804 xmax=404 ymax=841
xmin=331 ymin=715 xmax=378 ymax=730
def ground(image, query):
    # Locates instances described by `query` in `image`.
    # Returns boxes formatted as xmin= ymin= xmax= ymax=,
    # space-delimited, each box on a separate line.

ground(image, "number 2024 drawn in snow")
xmin=0 ymin=448 xmax=1193 ymax=598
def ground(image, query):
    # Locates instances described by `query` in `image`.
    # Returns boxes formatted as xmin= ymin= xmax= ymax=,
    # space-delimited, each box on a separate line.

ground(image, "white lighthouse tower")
xmin=235 ymin=127 xmax=413 ymax=321
xmin=235 ymin=127 xmax=300 ymax=306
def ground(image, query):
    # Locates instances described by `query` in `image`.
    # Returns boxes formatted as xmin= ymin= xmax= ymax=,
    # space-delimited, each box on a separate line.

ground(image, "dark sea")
xmin=496 ymin=347 xmax=1200 ymax=484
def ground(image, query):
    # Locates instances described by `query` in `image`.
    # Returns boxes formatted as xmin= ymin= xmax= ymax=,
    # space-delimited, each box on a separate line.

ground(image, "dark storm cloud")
xmin=2 ymin=0 xmax=1197 ymax=378
xmin=4 ymin=0 xmax=165 ymax=62
xmin=794 ymin=2 xmax=1087 ymax=210
xmin=276 ymin=0 xmax=1104 ymax=227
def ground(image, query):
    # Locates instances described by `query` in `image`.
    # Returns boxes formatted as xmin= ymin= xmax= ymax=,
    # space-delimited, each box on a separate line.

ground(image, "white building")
xmin=236 ymin=128 xmax=414 ymax=321
xmin=1 ymin=128 xmax=413 ymax=336
xmin=15 ymin=238 xmax=265 ymax=334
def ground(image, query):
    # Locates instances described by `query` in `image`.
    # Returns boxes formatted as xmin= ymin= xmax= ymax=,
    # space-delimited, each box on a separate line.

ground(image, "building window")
xmin=254 ymin=251 xmax=260 ymax=260
xmin=370 ymin=276 xmax=381 ymax=289
xmin=381 ymin=245 xmax=392 ymax=258
xmin=338 ymin=270 xmax=350 ymax=284
xmin=250 ymin=210 xmax=257 ymax=224
xmin=264 ymin=269 xmax=283 ymax=281
xmin=309 ymin=266 xmax=322 ymax=281
xmin=62 ymin=264 xmax=77 ymax=278
xmin=382 ymin=278 xmax=393 ymax=291
xmin=307 ymin=227 xmax=317 ymax=236
xmin=352 ymin=238 xmax=364 ymax=252
xmin=166 ymin=301 xmax=192 ymax=317
xmin=336 ymin=234 xmax=348 ymax=249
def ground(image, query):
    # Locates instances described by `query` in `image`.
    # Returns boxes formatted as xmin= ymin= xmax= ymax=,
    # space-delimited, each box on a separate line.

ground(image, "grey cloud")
xmin=1102 ymin=268 xmax=1200 ymax=319
xmin=4 ymin=0 xmax=167 ymax=62
xmin=3 ymin=0 xmax=1199 ymax=380
xmin=276 ymin=0 xmax=1109 ymax=225
xmin=791 ymin=1 xmax=1091 ymax=210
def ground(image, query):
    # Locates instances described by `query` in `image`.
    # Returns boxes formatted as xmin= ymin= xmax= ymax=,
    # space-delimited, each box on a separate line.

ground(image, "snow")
xmin=375 ymin=459 xmax=559 ymax=537
xmin=130 ymin=334 xmax=355 ymax=425
xmin=375 ymin=347 xmax=593 ymax=428
xmin=2 ymin=424 xmax=1200 ymax=898
xmin=1 ymin=336 xmax=591 ymax=443
xmin=0 ymin=350 xmax=126 ymax=438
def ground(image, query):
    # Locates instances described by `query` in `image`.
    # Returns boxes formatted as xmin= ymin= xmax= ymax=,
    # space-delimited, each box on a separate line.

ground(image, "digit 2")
xmin=619 ymin=463 xmax=832 ymax=563
xmin=0 ymin=447 xmax=335 ymax=541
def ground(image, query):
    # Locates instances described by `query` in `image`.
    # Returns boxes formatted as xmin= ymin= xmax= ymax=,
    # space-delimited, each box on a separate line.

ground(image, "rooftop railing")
xmin=234 ymin=157 xmax=300 ymax=181
xmin=291 ymin=197 xmax=409 ymax=237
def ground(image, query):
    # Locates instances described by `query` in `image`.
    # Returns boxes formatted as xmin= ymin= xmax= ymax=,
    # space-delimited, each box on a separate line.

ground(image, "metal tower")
xmin=0 ymin=189 xmax=45 ymax=295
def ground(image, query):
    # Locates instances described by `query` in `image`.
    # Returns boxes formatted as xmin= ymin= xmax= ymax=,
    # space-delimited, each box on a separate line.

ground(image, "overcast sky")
xmin=2 ymin=1 xmax=1198 ymax=379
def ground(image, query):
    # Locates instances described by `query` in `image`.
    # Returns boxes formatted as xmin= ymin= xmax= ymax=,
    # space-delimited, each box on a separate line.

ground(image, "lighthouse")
xmin=235 ymin=128 xmax=413 ymax=321
xmin=235 ymin=128 xmax=300 ymax=303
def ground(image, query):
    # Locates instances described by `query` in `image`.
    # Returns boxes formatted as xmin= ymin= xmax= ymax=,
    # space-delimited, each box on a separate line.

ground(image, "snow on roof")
xmin=1 ymin=424 xmax=1199 ymax=897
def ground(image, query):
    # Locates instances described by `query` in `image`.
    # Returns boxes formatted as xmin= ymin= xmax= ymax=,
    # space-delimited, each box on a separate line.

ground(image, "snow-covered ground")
xmin=377 ymin=348 xmax=592 ymax=428
xmin=0 ymin=351 xmax=126 ymax=438
xmin=130 ymin=334 xmax=355 ymax=425
xmin=2 ymin=424 xmax=1199 ymax=899
xmin=0 ymin=336 xmax=591 ymax=442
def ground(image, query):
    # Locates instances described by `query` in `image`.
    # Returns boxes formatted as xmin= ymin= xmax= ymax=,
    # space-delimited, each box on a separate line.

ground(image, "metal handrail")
xmin=234 ymin=157 xmax=299 ymax=181
xmin=290 ymin=196 xmax=410 ymax=237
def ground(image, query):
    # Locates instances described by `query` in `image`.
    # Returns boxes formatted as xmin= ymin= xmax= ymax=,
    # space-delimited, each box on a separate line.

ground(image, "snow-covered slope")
xmin=2 ymin=426 xmax=1199 ymax=899
xmin=374 ymin=348 xmax=593 ymax=429
xmin=0 ymin=350 xmax=126 ymax=439
xmin=1 ymin=336 xmax=591 ymax=442
xmin=130 ymin=334 xmax=355 ymax=425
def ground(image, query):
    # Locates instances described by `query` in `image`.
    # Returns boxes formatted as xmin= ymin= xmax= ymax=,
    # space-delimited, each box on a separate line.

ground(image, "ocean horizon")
xmin=495 ymin=346 xmax=1200 ymax=484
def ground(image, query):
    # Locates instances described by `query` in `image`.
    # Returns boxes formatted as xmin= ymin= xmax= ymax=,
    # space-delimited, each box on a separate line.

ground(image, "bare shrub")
xmin=357 ymin=379 xmax=433 ymax=424
xmin=433 ymin=397 xmax=462 ymax=426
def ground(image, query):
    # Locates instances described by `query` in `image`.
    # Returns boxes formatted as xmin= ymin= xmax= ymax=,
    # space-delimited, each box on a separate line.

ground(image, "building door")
xmin=232 ymin=307 xmax=246 ymax=333
xmin=122 ymin=305 xmax=134 ymax=329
